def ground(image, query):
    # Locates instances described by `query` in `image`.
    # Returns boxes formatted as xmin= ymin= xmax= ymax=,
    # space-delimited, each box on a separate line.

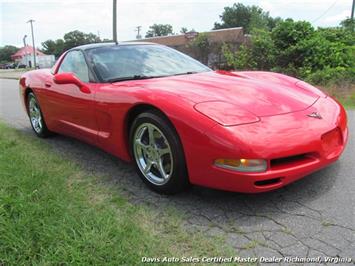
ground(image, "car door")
xmin=43 ymin=50 xmax=99 ymax=145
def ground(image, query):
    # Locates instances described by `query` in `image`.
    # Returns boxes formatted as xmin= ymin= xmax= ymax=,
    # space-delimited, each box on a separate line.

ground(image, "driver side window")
xmin=58 ymin=50 xmax=90 ymax=82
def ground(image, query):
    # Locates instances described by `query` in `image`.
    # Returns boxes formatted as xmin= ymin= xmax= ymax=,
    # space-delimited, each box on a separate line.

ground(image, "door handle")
xmin=45 ymin=82 xmax=52 ymax=88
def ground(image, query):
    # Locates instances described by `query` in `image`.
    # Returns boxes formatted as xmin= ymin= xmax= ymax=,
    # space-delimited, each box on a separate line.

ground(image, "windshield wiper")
xmin=172 ymin=71 xmax=198 ymax=76
xmin=107 ymin=72 xmax=199 ymax=83
xmin=107 ymin=75 xmax=161 ymax=83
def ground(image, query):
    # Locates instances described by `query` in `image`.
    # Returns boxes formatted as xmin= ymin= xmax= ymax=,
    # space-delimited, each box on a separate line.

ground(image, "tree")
xmin=213 ymin=3 xmax=280 ymax=33
xmin=0 ymin=45 xmax=19 ymax=63
xmin=190 ymin=33 xmax=210 ymax=65
xmin=41 ymin=31 xmax=101 ymax=58
xmin=145 ymin=24 xmax=174 ymax=38
xmin=41 ymin=39 xmax=65 ymax=58
xmin=180 ymin=27 xmax=196 ymax=34
xmin=340 ymin=18 xmax=355 ymax=31
xmin=63 ymin=30 xmax=101 ymax=50
xmin=180 ymin=27 xmax=188 ymax=34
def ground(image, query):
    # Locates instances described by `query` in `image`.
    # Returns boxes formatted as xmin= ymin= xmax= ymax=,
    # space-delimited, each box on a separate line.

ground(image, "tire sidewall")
xmin=129 ymin=111 xmax=188 ymax=194
xmin=27 ymin=92 xmax=50 ymax=138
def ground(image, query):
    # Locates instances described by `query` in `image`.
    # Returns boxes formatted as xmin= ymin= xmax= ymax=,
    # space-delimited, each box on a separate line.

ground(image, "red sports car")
xmin=19 ymin=42 xmax=348 ymax=194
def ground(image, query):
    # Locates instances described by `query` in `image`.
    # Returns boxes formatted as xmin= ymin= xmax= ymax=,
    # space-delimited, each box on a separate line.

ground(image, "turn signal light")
xmin=214 ymin=158 xmax=267 ymax=172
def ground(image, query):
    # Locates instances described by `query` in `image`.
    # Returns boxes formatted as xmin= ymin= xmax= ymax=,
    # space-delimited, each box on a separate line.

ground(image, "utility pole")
xmin=27 ymin=19 xmax=36 ymax=68
xmin=135 ymin=26 xmax=142 ymax=39
xmin=23 ymin=35 xmax=28 ymax=67
xmin=113 ymin=0 xmax=118 ymax=43
xmin=23 ymin=35 xmax=27 ymax=47
xmin=351 ymin=0 xmax=354 ymax=20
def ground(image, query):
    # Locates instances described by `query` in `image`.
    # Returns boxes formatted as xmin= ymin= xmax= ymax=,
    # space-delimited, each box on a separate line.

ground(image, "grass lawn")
xmin=0 ymin=122 xmax=235 ymax=265
xmin=341 ymin=97 xmax=355 ymax=109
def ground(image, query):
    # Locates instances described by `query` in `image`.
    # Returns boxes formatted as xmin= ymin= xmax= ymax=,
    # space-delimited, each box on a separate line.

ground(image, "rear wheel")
xmin=129 ymin=111 xmax=189 ymax=194
xmin=27 ymin=92 xmax=51 ymax=138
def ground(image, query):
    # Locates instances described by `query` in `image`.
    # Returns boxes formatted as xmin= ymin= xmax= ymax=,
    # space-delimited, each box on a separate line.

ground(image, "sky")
xmin=0 ymin=0 xmax=353 ymax=48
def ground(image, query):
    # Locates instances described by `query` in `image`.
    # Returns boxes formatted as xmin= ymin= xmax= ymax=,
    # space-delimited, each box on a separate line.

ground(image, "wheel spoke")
xmin=133 ymin=122 xmax=174 ymax=185
xmin=135 ymin=138 xmax=149 ymax=150
xmin=29 ymin=109 xmax=35 ymax=117
xmin=143 ymin=160 xmax=153 ymax=174
xmin=28 ymin=96 xmax=43 ymax=133
xmin=157 ymin=158 xmax=168 ymax=180
xmin=37 ymin=116 xmax=43 ymax=129
xmin=147 ymin=125 xmax=155 ymax=146
xmin=158 ymin=147 xmax=170 ymax=156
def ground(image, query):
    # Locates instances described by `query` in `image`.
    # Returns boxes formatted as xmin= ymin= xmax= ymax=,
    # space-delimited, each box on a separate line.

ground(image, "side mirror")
xmin=53 ymin=72 xmax=90 ymax=94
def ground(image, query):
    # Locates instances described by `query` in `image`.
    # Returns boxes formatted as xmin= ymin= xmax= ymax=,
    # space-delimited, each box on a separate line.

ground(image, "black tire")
xmin=129 ymin=110 xmax=189 ymax=194
xmin=27 ymin=92 xmax=52 ymax=138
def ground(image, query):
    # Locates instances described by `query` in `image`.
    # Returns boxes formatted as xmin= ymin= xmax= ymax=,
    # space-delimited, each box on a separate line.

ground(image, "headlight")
xmin=214 ymin=158 xmax=267 ymax=172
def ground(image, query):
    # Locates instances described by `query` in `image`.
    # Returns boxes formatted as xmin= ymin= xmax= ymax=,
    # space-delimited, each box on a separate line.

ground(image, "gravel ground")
xmin=1 ymin=78 xmax=354 ymax=264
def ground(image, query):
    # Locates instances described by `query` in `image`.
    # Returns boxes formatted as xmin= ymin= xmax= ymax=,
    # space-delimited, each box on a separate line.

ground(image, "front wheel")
xmin=129 ymin=111 xmax=189 ymax=194
xmin=27 ymin=92 xmax=52 ymax=138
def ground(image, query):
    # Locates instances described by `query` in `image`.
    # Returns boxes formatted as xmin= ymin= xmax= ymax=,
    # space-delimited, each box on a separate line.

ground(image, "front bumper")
xmin=186 ymin=96 xmax=348 ymax=193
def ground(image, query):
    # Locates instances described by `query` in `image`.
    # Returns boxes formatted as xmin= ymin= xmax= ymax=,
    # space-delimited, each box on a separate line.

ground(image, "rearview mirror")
xmin=53 ymin=72 xmax=90 ymax=94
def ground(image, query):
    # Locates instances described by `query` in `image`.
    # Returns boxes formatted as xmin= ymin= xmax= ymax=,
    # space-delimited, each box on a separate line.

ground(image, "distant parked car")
xmin=5 ymin=63 xmax=16 ymax=69
xmin=17 ymin=64 xmax=27 ymax=69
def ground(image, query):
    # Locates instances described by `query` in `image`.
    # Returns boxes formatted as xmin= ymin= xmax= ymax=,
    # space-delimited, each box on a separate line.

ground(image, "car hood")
xmin=114 ymin=70 xmax=320 ymax=117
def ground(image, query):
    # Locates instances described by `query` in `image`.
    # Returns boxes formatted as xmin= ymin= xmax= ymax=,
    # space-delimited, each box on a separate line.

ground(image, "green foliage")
xmin=222 ymin=18 xmax=355 ymax=86
xmin=0 ymin=45 xmax=19 ymax=63
xmin=305 ymin=67 xmax=355 ymax=86
xmin=271 ymin=19 xmax=315 ymax=50
xmin=63 ymin=30 xmax=101 ymax=50
xmin=340 ymin=18 xmax=355 ymax=31
xmin=317 ymin=27 xmax=355 ymax=46
xmin=180 ymin=27 xmax=196 ymax=34
xmin=41 ymin=39 xmax=65 ymax=58
xmin=180 ymin=27 xmax=188 ymax=34
xmin=41 ymin=31 xmax=101 ymax=58
xmin=190 ymin=33 xmax=211 ymax=64
xmin=214 ymin=2 xmax=281 ymax=33
xmin=145 ymin=24 xmax=174 ymax=38
xmin=222 ymin=43 xmax=255 ymax=70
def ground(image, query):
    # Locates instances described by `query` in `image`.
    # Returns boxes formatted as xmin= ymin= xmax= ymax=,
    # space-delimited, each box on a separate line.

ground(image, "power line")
xmin=312 ymin=0 xmax=339 ymax=23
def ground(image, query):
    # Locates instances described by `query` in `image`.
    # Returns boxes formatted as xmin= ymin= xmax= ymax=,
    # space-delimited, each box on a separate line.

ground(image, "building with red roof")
xmin=11 ymin=45 xmax=55 ymax=68
xmin=11 ymin=45 xmax=44 ymax=61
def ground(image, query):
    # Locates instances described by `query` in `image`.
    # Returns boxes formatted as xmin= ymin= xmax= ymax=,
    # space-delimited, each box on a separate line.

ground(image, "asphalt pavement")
xmin=1 ymin=78 xmax=354 ymax=263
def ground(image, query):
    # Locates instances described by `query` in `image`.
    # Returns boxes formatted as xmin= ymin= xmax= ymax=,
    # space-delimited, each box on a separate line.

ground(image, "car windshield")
xmin=86 ymin=44 xmax=211 ymax=82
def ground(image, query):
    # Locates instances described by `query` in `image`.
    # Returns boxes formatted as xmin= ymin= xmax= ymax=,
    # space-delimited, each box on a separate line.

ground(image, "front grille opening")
xmin=270 ymin=153 xmax=316 ymax=170
xmin=255 ymin=177 xmax=281 ymax=187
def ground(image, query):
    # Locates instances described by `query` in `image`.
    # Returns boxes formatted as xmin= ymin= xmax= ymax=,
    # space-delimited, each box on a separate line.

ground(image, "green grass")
xmin=0 ymin=122 xmax=235 ymax=265
xmin=340 ymin=96 xmax=355 ymax=109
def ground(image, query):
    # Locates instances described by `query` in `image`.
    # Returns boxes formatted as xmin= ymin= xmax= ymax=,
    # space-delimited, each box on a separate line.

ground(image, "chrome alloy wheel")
xmin=29 ymin=96 xmax=43 ymax=133
xmin=133 ymin=123 xmax=174 ymax=185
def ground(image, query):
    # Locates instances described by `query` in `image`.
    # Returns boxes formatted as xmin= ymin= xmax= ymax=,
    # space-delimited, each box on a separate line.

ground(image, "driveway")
xmin=1 ymin=78 xmax=354 ymax=262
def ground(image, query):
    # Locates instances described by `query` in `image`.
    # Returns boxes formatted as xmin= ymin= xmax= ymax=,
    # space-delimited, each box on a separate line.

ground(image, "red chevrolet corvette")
xmin=19 ymin=42 xmax=348 ymax=194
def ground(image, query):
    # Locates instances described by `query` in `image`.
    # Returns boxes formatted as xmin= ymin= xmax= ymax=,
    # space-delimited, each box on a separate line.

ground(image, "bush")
xmin=190 ymin=33 xmax=211 ymax=65
xmin=305 ymin=67 xmax=355 ymax=86
xmin=222 ymin=19 xmax=355 ymax=86
xmin=222 ymin=43 xmax=256 ymax=70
